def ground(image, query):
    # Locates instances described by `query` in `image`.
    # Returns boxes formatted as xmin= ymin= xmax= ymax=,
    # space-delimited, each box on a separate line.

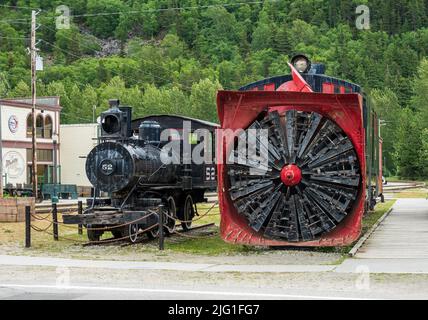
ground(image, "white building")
xmin=0 ymin=97 xmax=61 ymax=187
xmin=60 ymin=123 xmax=99 ymax=189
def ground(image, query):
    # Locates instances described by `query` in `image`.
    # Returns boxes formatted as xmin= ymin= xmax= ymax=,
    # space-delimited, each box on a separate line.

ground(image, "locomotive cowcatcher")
xmin=217 ymin=55 xmax=383 ymax=247
xmin=62 ymin=99 xmax=218 ymax=242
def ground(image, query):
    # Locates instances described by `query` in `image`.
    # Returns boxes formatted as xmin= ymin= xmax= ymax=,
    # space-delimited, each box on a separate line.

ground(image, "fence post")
xmin=25 ymin=206 xmax=31 ymax=248
xmin=78 ymin=201 xmax=83 ymax=235
xmin=158 ymin=204 xmax=164 ymax=251
xmin=52 ymin=203 xmax=59 ymax=241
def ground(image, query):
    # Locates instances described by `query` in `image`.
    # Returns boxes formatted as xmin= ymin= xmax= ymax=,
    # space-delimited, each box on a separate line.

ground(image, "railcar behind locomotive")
xmin=217 ymin=54 xmax=383 ymax=247
xmin=63 ymin=100 xmax=218 ymax=242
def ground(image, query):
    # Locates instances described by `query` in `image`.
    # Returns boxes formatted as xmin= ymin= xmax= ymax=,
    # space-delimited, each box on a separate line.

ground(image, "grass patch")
xmin=386 ymin=176 xmax=428 ymax=184
xmin=165 ymin=234 xmax=261 ymax=256
xmin=390 ymin=190 xmax=428 ymax=199
xmin=0 ymin=200 xmax=397 ymax=259
xmin=163 ymin=203 xmax=262 ymax=255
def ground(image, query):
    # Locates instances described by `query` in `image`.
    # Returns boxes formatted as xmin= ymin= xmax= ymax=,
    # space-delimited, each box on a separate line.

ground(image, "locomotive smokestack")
xmin=109 ymin=99 xmax=120 ymax=108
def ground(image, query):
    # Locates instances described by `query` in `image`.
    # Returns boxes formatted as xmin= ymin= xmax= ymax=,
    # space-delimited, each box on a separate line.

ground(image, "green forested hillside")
xmin=0 ymin=0 xmax=428 ymax=178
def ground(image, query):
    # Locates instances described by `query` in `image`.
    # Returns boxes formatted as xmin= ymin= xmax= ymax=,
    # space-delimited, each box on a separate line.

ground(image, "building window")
xmin=27 ymin=114 xmax=46 ymax=138
xmin=36 ymin=114 xmax=44 ymax=138
xmin=26 ymin=114 xmax=33 ymax=137
xmin=26 ymin=149 xmax=53 ymax=162
xmin=44 ymin=116 xmax=53 ymax=138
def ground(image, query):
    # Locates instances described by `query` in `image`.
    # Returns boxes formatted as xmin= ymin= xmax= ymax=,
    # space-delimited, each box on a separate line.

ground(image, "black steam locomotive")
xmin=63 ymin=100 xmax=218 ymax=242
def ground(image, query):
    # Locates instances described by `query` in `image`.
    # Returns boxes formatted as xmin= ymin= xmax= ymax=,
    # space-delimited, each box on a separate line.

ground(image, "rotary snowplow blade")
xmin=216 ymin=90 xmax=366 ymax=247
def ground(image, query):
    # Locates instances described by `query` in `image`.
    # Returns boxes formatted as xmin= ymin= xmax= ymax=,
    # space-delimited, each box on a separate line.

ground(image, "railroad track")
xmin=82 ymin=222 xmax=217 ymax=247
xmin=383 ymin=182 xmax=426 ymax=192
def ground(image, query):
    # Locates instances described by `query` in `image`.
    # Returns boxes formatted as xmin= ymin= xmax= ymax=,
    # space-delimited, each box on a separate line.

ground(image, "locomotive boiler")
xmin=217 ymin=55 xmax=383 ymax=247
xmin=63 ymin=100 xmax=218 ymax=242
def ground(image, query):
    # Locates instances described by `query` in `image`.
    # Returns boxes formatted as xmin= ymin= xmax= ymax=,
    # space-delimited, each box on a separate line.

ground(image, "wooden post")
xmin=25 ymin=206 xmax=31 ymax=248
xmin=52 ymin=203 xmax=58 ymax=241
xmin=158 ymin=204 xmax=164 ymax=251
xmin=30 ymin=10 xmax=38 ymax=200
xmin=78 ymin=201 xmax=83 ymax=235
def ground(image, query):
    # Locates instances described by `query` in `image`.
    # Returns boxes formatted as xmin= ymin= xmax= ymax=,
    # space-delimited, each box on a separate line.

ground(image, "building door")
xmin=27 ymin=165 xmax=50 ymax=185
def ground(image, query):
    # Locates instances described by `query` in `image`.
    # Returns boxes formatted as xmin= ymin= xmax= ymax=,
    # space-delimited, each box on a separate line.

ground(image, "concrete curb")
xmin=348 ymin=207 xmax=394 ymax=257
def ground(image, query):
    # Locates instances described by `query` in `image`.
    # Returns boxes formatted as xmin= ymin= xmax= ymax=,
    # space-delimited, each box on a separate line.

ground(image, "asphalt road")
xmin=0 ymin=283 xmax=369 ymax=300
xmin=1 ymin=263 xmax=428 ymax=300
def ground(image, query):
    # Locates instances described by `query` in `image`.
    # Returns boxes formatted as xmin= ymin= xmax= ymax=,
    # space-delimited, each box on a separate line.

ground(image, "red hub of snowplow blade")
xmin=216 ymin=90 xmax=366 ymax=247
xmin=280 ymin=164 xmax=302 ymax=187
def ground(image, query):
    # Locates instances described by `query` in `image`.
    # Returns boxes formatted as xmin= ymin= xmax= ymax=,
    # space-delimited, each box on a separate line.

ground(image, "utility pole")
xmin=30 ymin=10 xmax=38 ymax=199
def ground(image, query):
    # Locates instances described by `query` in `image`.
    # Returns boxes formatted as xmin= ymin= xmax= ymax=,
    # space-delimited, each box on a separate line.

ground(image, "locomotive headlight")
xmin=102 ymin=114 xmax=121 ymax=134
xmin=291 ymin=54 xmax=311 ymax=73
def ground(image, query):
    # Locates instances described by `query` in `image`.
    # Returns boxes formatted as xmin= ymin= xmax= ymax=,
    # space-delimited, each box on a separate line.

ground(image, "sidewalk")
xmin=0 ymin=255 xmax=334 ymax=273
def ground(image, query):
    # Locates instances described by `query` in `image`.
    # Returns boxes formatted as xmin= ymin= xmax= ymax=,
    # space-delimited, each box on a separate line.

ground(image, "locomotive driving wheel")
xmin=147 ymin=196 xmax=177 ymax=238
xmin=128 ymin=223 xmax=139 ymax=243
xmin=116 ymin=224 xmax=140 ymax=243
xmin=180 ymin=195 xmax=195 ymax=231
xmin=164 ymin=196 xmax=177 ymax=235
xmin=146 ymin=226 xmax=159 ymax=239
xmin=227 ymin=110 xmax=361 ymax=242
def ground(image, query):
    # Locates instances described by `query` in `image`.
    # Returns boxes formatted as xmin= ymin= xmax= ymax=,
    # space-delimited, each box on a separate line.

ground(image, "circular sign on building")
xmin=8 ymin=115 xmax=18 ymax=133
xmin=3 ymin=151 xmax=25 ymax=179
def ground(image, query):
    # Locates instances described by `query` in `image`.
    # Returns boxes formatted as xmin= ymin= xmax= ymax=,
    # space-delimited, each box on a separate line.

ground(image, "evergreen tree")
xmin=86 ymin=0 xmax=126 ymax=38
xmin=371 ymin=89 xmax=401 ymax=175
xmin=410 ymin=59 xmax=428 ymax=128
xmin=0 ymin=72 xmax=10 ymax=97
xmin=274 ymin=23 xmax=291 ymax=54
xmin=190 ymin=79 xmax=222 ymax=122
xmin=420 ymin=129 xmax=428 ymax=178
xmin=10 ymin=81 xmax=30 ymax=98
xmin=251 ymin=10 xmax=273 ymax=51
xmin=394 ymin=108 xmax=423 ymax=178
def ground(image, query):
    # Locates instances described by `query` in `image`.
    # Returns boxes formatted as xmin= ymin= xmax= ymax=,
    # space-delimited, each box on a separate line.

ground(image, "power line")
xmin=0 ymin=4 xmax=39 ymax=10
xmin=37 ymin=41 xmax=216 ymax=123
xmin=40 ymin=30 xmax=193 ymax=92
xmin=0 ymin=0 xmax=277 ymax=25
xmin=0 ymin=36 xmax=30 ymax=40
xmin=0 ymin=20 xmax=30 ymax=25
xmin=0 ymin=0 xmax=275 ymax=22
xmin=67 ymin=1 xmax=277 ymax=18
